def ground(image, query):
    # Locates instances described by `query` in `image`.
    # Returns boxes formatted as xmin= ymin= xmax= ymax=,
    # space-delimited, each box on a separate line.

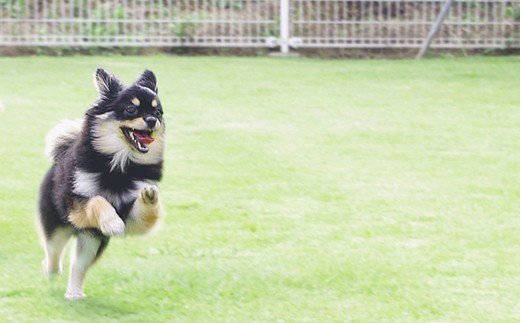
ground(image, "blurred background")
xmin=0 ymin=0 xmax=519 ymax=56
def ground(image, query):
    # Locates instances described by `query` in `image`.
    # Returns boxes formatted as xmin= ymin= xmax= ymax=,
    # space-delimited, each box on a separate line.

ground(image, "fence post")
xmin=280 ymin=0 xmax=290 ymax=54
xmin=416 ymin=0 xmax=455 ymax=59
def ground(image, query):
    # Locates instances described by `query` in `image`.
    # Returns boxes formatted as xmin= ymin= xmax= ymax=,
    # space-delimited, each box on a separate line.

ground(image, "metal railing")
xmin=0 ymin=0 xmax=519 ymax=52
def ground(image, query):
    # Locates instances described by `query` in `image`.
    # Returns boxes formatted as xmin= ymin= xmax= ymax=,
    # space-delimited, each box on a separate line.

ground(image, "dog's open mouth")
xmin=121 ymin=127 xmax=154 ymax=153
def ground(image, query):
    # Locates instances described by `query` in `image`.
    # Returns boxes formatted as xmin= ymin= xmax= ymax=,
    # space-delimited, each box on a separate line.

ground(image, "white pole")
xmin=416 ymin=0 xmax=455 ymax=59
xmin=280 ymin=0 xmax=290 ymax=54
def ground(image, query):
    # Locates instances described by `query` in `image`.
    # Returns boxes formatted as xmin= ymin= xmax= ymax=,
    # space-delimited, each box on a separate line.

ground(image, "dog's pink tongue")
xmin=134 ymin=131 xmax=154 ymax=145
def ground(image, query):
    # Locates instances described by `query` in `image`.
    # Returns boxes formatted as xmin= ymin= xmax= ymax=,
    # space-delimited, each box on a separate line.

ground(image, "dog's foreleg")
xmin=125 ymin=186 xmax=162 ymax=235
xmin=68 ymin=196 xmax=125 ymax=236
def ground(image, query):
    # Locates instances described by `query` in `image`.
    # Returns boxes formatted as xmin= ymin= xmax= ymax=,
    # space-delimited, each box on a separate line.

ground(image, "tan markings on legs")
xmin=125 ymin=186 xmax=162 ymax=235
xmin=68 ymin=196 xmax=125 ymax=236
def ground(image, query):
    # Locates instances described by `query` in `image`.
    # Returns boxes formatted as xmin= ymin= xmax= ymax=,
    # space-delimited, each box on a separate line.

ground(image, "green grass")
xmin=0 ymin=56 xmax=519 ymax=322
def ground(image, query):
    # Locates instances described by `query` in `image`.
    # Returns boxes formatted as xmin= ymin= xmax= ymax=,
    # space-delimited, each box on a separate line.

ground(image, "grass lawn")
xmin=0 ymin=55 xmax=518 ymax=322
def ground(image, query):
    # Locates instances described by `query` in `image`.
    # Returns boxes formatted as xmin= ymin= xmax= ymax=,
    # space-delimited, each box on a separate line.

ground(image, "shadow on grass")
xmin=41 ymin=284 xmax=140 ymax=320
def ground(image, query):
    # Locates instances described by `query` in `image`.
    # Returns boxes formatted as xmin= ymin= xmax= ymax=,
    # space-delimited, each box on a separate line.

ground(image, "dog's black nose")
xmin=144 ymin=116 xmax=157 ymax=128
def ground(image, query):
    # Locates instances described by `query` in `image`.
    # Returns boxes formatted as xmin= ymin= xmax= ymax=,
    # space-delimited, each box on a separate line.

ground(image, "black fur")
xmin=38 ymin=68 xmax=164 ymax=242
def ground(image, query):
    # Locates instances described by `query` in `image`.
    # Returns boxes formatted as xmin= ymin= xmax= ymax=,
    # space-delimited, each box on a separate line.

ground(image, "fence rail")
xmin=0 ymin=0 xmax=519 ymax=51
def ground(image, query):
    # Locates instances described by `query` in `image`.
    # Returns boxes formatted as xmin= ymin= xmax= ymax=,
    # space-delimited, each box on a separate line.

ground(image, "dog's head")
xmin=88 ymin=68 xmax=165 ymax=172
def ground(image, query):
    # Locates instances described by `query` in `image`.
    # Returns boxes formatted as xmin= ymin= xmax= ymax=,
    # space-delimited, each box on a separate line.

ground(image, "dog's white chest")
xmin=72 ymin=169 xmax=152 ymax=210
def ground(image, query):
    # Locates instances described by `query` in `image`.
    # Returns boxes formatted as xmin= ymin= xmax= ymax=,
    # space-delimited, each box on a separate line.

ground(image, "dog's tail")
xmin=45 ymin=119 xmax=83 ymax=161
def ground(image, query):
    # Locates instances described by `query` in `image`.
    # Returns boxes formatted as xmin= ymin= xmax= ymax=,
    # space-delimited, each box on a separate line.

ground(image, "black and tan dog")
xmin=37 ymin=68 xmax=165 ymax=300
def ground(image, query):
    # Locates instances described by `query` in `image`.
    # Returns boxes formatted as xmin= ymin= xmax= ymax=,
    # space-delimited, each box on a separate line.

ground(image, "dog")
xmin=37 ymin=68 xmax=165 ymax=300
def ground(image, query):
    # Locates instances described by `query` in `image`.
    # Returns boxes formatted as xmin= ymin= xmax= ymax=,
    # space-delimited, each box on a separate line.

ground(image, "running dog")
xmin=38 ymin=68 xmax=165 ymax=300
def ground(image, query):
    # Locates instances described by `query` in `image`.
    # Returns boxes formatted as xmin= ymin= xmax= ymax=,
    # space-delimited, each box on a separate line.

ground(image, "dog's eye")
xmin=154 ymin=110 xmax=162 ymax=117
xmin=125 ymin=106 xmax=137 ymax=115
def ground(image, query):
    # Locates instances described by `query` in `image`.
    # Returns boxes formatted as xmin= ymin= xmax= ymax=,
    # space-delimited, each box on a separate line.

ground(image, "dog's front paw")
xmin=99 ymin=212 xmax=125 ymax=237
xmin=141 ymin=185 xmax=159 ymax=205
xmin=65 ymin=290 xmax=86 ymax=301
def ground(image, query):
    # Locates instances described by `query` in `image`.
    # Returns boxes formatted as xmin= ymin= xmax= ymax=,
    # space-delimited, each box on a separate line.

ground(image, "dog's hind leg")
xmin=38 ymin=176 xmax=72 ymax=278
xmin=65 ymin=232 xmax=108 ymax=301
xmin=42 ymin=228 xmax=72 ymax=277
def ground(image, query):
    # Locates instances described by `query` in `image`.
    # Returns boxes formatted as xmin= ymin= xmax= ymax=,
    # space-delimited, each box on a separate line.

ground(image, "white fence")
xmin=0 ymin=0 xmax=519 ymax=52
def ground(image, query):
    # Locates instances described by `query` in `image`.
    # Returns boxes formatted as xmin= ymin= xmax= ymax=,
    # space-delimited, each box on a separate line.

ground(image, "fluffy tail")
xmin=45 ymin=119 xmax=83 ymax=161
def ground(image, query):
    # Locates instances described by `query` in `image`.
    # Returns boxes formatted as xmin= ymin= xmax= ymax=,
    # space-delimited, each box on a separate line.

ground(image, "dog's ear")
xmin=136 ymin=69 xmax=158 ymax=93
xmin=94 ymin=68 xmax=123 ymax=98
